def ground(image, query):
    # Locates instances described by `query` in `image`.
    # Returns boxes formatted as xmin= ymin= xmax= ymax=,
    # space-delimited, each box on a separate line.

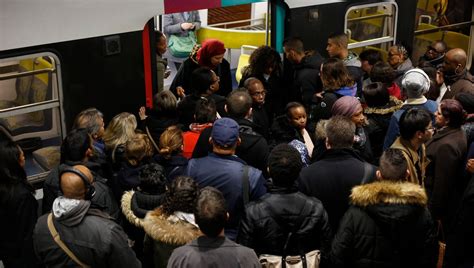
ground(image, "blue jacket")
xmin=383 ymin=98 xmax=438 ymax=150
xmin=186 ymin=153 xmax=267 ymax=240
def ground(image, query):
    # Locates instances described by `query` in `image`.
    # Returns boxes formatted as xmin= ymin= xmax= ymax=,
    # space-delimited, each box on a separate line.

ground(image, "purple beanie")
xmin=331 ymin=96 xmax=361 ymax=117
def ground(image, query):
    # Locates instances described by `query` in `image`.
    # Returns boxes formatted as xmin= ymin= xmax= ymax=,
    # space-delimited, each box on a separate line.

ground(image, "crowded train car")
xmin=1 ymin=0 xmax=474 ymax=267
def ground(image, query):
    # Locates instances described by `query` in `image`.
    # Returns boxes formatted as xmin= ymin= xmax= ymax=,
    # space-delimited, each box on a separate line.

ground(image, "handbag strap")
xmin=47 ymin=214 xmax=90 ymax=268
xmin=242 ymin=165 xmax=250 ymax=206
xmin=146 ymin=126 xmax=160 ymax=152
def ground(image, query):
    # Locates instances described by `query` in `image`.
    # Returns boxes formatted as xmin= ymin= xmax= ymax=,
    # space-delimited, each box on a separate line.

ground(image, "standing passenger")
xmin=442 ymin=48 xmax=474 ymax=99
xmin=155 ymin=31 xmax=169 ymax=93
xmin=0 ymin=140 xmax=39 ymax=268
xmin=330 ymin=149 xmax=437 ymax=267
xmin=387 ymin=44 xmax=414 ymax=87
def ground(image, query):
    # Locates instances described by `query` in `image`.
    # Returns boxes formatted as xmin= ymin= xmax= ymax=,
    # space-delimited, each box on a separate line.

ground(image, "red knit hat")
xmin=197 ymin=39 xmax=226 ymax=68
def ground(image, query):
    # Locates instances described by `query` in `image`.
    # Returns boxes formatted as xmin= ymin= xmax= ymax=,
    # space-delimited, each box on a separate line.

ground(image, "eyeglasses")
xmin=250 ymin=90 xmax=266 ymax=97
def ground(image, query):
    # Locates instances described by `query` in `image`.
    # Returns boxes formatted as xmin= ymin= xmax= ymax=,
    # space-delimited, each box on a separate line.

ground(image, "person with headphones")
xmin=442 ymin=48 xmax=474 ymax=100
xmin=383 ymin=68 xmax=439 ymax=150
xmin=33 ymin=165 xmax=141 ymax=268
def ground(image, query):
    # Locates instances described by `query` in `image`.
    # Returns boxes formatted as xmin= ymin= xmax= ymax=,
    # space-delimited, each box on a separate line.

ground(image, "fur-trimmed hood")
xmin=364 ymin=96 xmax=403 ymax=115
xmin=121 ymin=191 xmax=143 ymax=228
xmin=350 ymin=181 xmax=428 ymax=225
xmin=351 ymin=181 xmax=427 ymax=207
xmin=143 ymin=208 xmax=201 ymax=245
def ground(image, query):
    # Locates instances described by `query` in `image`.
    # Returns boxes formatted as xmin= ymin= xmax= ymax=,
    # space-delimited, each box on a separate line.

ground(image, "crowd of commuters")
xmin=1 ymin=33 xmax=474 ymax=268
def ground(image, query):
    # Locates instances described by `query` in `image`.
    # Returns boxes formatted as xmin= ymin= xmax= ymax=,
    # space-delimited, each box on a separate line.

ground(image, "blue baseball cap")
xmin=211 ymin=118 xmax=239 ymax=148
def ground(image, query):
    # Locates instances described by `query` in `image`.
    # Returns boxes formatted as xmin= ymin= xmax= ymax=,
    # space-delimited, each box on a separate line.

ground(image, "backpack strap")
xmin=242 ymin=165 xmax=250 ymax=206
xmin=47 ymin=213 xmax=90 ymax=268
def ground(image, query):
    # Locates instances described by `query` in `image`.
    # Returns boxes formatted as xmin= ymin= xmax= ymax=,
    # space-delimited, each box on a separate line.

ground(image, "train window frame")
xmin=345 ymin=2 xmax=398 ymax=50
xmin=0 ymin=52 xmax=66 ymax=184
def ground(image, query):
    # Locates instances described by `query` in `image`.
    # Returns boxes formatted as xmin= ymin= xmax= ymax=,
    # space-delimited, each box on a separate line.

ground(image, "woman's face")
xmin=210 ymin=54 xmax=225 ymax=67
xmin=435 ymin=106 xmax=448 ymax=128
xmin=18 ymin=148 xmax=26 ymax=168
xmin=289 ymin=106 xmax=307 ymax=130
xmin=351 ymin=105 xmax=366 ymax=127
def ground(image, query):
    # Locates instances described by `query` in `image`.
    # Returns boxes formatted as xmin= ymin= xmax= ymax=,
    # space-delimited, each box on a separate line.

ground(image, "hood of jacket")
xmin=53 ymin=197 xmax=91 ymax=227
xmin=343 ymin=51 xmax=362 ymax=68
xmin=121 ymin=191 xmax=143 ymax=228
xmin=350 ymin=181 xmax=428 ymax=224
xmin=334 ymin=84 xmax=357 ymax=97
xmin=143 ymin=208 xmax=201 ymax=245
xmin=364 ymin=96 xmax=403 ymax=115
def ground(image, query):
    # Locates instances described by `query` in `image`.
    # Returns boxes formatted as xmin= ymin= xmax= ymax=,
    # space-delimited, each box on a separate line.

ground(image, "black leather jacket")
xmin=237 ymin=185 xmax=331 ymax=263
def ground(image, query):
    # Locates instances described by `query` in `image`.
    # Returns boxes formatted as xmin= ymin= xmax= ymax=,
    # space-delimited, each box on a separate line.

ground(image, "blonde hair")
xmin=103 ymin=112 xmax=137 ymax=152
xmin=125 ymin=133 xmax=153 ymax=166
xmin=159 ymin=126 xmax=183 ymax=159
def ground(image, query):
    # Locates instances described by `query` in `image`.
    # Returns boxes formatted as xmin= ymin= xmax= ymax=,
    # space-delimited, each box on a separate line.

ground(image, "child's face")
xmin=289 ymin=106 xmax=307 ymax=130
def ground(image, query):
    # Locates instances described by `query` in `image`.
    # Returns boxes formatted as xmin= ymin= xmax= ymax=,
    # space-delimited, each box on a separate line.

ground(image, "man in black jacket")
xmin=298 ymin=116 xmax=376 ymax=231
xmin=42 ymin=128 xmax=120 ymax=220
xmin=192 ymin=90 xmax=270 ymax=176
xmin=238 ymin=144 xmax=331 ymax=264
xmin=283 ymin=37 xmax=323 ymax=107
xmin=34 ymin=165 xmax=141 ymax=268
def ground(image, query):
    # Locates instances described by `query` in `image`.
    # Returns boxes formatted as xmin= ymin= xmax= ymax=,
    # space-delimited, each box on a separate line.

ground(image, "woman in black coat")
xmin=170 ymin=39 xmax=232 ymax=98
xmin=0 ymin=139 xmax=39 ymax=267
xmin=330 ymin=149 xmax=437 ymax=268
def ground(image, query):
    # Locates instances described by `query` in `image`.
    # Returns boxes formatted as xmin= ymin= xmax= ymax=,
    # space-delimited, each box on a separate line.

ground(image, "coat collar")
xmin=426 ymin=127 xmax=463 ymax=146
xmin=121 ymin=191 xmax=143 ymax=228
xmin=350 ymin=181 xmax=427 ymax=207
xmin=143 ymin=208 xmax=201 ymax=245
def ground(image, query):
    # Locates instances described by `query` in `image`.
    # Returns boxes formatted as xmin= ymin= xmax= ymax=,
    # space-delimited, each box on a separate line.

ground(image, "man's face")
xmin=388 ymin=47 xmax=402 ymax=68
xmin=284 ymin=46 xmax=297 ymax=64
xmin=425 ymin=42 xmax=444 ymax=60
xmin=420 ymin=122 xmax=434 ymax=143
xmin=248 ymin=81 xmax=266 ymax=106
xmin=156 ymin=35 xmax=167 ymax=55
xmin=361 ymin=60 xmax=372 ymax=74
xmin=442 ymin=53 xmax=459 ymax=76
xmin=210 ymin=70 xmax=220 ymax=93
xmin=326 ymin=39 xmax=340 ymax=58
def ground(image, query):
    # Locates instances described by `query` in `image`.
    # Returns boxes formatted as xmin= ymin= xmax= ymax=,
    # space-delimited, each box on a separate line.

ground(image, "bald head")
xmin=60 ymin=165 xmax=94 ymax=200
xmin=446 ymin=48 xmax=467 ymax=67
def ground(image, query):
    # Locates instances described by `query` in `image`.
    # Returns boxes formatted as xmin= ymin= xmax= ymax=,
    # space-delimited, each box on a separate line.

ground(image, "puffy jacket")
xmin=291 ymin=52 xmax=323 ymax=106
xmin=330 ymin=181 xmax=438 ymax=268
xmin=237 ymin=185 xmax=331 ymax=263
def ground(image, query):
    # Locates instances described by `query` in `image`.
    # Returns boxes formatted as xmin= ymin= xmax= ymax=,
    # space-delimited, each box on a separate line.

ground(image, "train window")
xmin=345 ymin=2 xmax=398 ymax=58
xmin=0 ymin=52 xmax=65 ymax=185
xmin=412 ymin=0 xmax=473 ymax=68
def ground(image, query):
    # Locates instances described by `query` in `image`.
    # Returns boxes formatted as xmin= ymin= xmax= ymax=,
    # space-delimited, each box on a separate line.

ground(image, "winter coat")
xmin=390 ymin=137 xmax=430 ymax=186
xmin=425 ymin=127 xmax=467 ymax=228
xmin=192 ymin=119 xmax=270 ymax=175
xmin=186 ymin=153 xmax=267 ymax=240
xmin=442 ymin=70 xmax=474 ymax=100
xmin=364 ymin=96 xmax=403 ymax=161
xmin=138 ymin=110 xmax=181 ymax=148
xmin=34 ymin=201 xmax=140 ymax=268
xmin=170 ymin=48 xmax=232 ymax=97
xmin=154 ymin=154 xmax=188 ymax=182
xmin=343 ymin=52 xmax=364 ymax=97
xmin=240 ymin=70 xmax=284 ymax=115
xmin=330 ymin=181 xmax=438 ymax=268
xmin=237 ymin=185 xmax=331 ymax=264
xmin=163 ymin=11 xmax=201 ymax=37
xmin=143 ymin=208 xmax=201 ymax=268
xmin=444 ymin=175 xmax=474 ymax=267
xmin=156 ymin=54 xmax=167 ymax=93
xmin=383 ymin=97 xmax=438 ymax=150
xmin=0 ymin=182 xmax=38 ymax=268
xmin=298 ymin=148 xmax=376 ymax=231
xmin=393 ymin=58 xmax=414 ymax=88
xmin=291 ymin=52 xmax=323 ymax=106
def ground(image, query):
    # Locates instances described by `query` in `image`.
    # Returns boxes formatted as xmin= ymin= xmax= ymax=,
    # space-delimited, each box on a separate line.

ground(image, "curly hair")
xmin=242 ymin=45 xmax=281 ymax=78
xmin=161 ymin=176 xmax=199 ymax=216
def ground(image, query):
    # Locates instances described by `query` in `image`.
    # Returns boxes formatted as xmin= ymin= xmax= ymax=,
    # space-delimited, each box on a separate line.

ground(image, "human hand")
xmin=181 ymin=23 xmax=194 ymax=30
xmin=164 ymin=69 xmax=171 ymax=78
xmin=436 ymin=70 xmax=444 ymax=85
xmin=139 ymin=106 xmax=147 ymax=120
xmin=466 ymin=159 xmax=474 ymax=173
xmin=177 ymin=87 xmax=186 ymax=98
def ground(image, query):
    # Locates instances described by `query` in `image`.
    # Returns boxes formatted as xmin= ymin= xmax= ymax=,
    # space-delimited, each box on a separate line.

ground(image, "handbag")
xmin=168 ymin=31 xmax=197 ymax=58
xmin=259 ymin=249 xmax=320 ymax=268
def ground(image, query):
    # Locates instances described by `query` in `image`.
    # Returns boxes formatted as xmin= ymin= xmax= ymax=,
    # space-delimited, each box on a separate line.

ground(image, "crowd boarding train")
xmin=0 ymin=0 xmax=473 ymax=184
